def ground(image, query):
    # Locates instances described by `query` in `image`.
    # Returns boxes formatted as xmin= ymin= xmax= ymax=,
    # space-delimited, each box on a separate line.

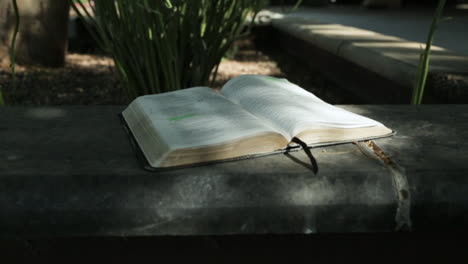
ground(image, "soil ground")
xmin=0 ymin=35 xmax=350 ymax=105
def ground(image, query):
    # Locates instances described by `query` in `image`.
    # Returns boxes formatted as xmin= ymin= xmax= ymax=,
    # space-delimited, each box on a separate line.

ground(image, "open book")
xmin=122 ymin=75 xmax=393 ymax=169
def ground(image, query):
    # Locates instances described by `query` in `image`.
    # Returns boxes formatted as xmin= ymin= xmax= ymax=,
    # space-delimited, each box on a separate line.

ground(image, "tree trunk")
xmin=0 ymin=0 xmax=70 ymax=67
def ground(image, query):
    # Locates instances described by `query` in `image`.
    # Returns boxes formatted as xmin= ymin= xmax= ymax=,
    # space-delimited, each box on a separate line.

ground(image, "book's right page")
xmin=221 ymin=75 xmax=393 ymax=145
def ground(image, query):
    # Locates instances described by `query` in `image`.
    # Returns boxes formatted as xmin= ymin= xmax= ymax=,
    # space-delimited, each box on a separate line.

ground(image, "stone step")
xmin=257 ymin=6 xmax=468 ymax=103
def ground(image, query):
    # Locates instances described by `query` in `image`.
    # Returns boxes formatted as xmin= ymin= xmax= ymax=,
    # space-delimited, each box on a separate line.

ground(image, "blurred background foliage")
xmin=71 ymin=0 xmax=271 ymax=99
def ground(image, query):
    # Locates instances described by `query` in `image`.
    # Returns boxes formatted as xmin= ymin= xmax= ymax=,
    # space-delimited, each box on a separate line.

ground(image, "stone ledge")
xmin=1 ymin=106 xmax=467 ymax=236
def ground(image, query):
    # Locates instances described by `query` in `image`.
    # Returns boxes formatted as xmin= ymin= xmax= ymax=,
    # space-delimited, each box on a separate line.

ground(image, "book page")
xmin=131 ymin=87 xmax=284 ymax=150
xmin=221 ymin=75 xmax=385 ymax=140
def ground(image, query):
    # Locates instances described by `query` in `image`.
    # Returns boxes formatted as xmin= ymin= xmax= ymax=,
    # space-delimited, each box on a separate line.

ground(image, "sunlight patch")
xmin=26 ymin=108 xmax=66 ymax=120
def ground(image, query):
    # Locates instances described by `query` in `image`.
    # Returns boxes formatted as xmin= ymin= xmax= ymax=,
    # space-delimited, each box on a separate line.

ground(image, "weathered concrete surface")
xmin=0 ymin=106 xmax=467 ymax=237
xmin=258 ymin=6 xmax=468 ymax=103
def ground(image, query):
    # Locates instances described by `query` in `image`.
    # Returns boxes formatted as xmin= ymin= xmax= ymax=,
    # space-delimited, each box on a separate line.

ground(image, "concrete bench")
xmin=1 ymin=105 xmax=467 ymax=237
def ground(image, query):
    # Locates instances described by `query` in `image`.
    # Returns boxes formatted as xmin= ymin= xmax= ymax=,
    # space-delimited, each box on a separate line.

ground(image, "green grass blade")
xmin=2 ymin=0 xmax=21 ymax=106
xmin=412 ymin=0 xmax=446 ymax=104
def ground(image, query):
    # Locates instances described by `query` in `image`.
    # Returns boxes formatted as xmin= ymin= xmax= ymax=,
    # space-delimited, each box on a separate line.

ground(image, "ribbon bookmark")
xmin=291 ymin=137 xmax=319 ymax=174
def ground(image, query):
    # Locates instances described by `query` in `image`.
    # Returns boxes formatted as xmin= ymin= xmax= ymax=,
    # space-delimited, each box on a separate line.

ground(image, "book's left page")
xmin=122 ymin=87 xmax=288 ymax=168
